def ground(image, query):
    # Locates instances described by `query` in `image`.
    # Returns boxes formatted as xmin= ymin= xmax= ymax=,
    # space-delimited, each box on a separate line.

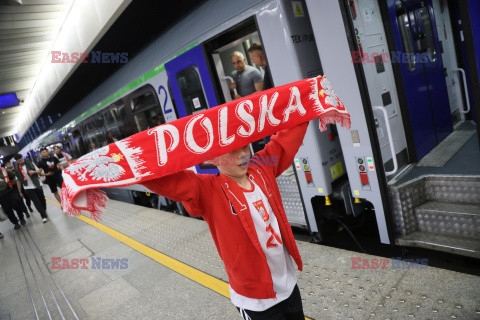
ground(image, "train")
xmin=19 ymin=0 xmax=480 ymax=259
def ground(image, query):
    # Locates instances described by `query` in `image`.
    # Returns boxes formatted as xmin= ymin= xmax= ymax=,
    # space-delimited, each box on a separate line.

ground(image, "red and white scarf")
xmin=1 ymin=167 xmax=15 ymax=188
xmin=1 ymin=167 xmax=10 ymax=184
xmin=18 ymin=164 xmax=28 ymax=181
xmin=61 ymin=76 xmax=351 ymax=220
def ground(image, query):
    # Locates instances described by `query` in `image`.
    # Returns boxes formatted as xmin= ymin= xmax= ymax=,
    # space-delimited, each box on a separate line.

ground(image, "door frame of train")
xmin=165 ymin=45 xmax=220 ymax=174
xmin=341 ymin=0 xmax=396 ymax=244
xmin=456 ymin=0 xmax=480 ymax=149
xmin=386 ymin=0 xmax=453 ymax=160
xmin=306 ymin=0 xmax=396 ymax=244
xmin=202 ymin=17 xmax=265 ymax=105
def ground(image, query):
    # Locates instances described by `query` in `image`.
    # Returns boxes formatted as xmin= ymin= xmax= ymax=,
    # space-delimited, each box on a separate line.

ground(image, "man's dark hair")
xmin=14 ymin=154 xmax=23 ymax=160
xmin=247 ymin=42 xmax=263 ymax=53
xmin=40 ymin=147 xmax=48 ymax=152
xmin=54 ymin=145 xmax=61 ymax=149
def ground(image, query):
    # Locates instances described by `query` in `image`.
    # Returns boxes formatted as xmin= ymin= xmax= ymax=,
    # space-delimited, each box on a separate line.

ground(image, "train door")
xmin=387 ymin=0 xmax=453 ymax=160
xmin=165 ymin=45 xmax=219 ymax=174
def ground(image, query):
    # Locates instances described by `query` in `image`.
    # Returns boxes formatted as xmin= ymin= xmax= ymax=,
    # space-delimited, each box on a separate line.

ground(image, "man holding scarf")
xmin=14 ymin=154 xmax=49 ymax=223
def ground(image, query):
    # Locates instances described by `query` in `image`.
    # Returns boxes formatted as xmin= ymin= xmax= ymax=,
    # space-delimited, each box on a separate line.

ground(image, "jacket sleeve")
xmin=141 ymin=170 xmax=206 ymax=217
xmin=13 ymin=166 xmax=21 ymax=181
xmin=253 ymin=122 xmax=309 ymax=177
xmin=7 ymin=169 xmax=17 ymax=181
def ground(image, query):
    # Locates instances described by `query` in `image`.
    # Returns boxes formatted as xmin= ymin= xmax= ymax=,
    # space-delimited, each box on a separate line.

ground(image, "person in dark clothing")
xmin=37 ymin=148 xmax=64 ymax=206
xmin=5 ymin=161 xmax=33 ymax=215
xmin=247 ymin=42 xmax=273 ymax=152
xmin=0 ymin=166 xmax=26 ymax=230
xmin=14 ymin=154 xmax=49 ymax=223
xmin=53 ymin=145 xmax=73 ymax=168
xmin=247 ymin=42 xmax=274 ymax=90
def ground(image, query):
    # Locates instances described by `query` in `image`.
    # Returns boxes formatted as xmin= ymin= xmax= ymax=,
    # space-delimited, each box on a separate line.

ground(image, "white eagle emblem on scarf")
xmin=320 ymin=77 xmax=340 ymax=108
xmin=66 ymin=147 xmax=125 ymax=182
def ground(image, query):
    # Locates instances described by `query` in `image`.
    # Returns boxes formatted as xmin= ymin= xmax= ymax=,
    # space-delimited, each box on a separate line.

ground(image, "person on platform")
xmin=38 ymin=148 xmax=64 ymax=206
xmin=53 ymin=145 xmax=73 ymax=168
xmin=230 ymin=51 xmax=264 ymax=100
xmin=4 ymin=162 xmax=32 ymax=217
xmin=142 ymin=123 xmax=309 ymax=320
xmin=14 ymin=154 xmax=49 ymax=223
xmin=0 ymin=163 xmax=27 ymax=229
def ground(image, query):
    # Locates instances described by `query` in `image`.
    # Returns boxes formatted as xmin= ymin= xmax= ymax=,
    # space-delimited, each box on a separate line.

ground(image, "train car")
xmin=24 ymin=0 xmax=479 ymax=259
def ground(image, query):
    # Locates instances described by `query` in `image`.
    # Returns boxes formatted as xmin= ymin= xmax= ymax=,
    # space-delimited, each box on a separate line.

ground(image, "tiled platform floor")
xmin=1 ymin=194 xmax=479 ymax=319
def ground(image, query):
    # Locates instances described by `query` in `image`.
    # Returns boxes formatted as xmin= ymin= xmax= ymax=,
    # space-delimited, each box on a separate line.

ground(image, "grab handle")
xmin=453 ymin=68 xmax=471 ymax=114
xmin=373 ymin=106 xmax=398 ymax=176
xmin=221 ymin=76 xmax=238 ymax=96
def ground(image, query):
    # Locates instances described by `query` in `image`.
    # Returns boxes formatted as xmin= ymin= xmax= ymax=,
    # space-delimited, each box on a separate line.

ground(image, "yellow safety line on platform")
xmin=46 ymin=198 xmax=312 ymax=320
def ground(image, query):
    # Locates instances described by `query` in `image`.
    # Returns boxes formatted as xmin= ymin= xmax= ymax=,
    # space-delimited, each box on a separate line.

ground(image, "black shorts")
xmin=46 ymin=173 xmax=63 ymax=193
xmin=237 ymin=285 xmax=305 ymax=320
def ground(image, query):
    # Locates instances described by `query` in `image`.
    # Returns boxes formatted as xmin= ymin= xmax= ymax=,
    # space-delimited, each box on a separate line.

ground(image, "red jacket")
xmin=142 ymin=122 xmax=308 ymax=299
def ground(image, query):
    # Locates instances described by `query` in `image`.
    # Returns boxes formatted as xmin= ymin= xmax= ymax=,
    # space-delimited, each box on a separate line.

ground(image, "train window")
xmin=176 ymin=65 xmax=208 ymax=115
xmin=416 ymin=1 xmax=436 ymax=62
xmin=103 ymin=108 xmax=122 ymax=143
xmin=127 ymin=85 xmax=163 ymax=133
xmin=130 ymin=91 xmax=156 ymax=113
xmin=104 ymin=110 xmax=115 ymax=127
xmin=133 ymin=112 xmax=150 ymax=132
xmin=395 ymin=0 xmax=416 ymax=70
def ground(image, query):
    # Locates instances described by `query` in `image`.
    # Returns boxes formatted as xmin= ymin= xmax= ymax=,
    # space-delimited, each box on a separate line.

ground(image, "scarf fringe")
xmin=61 ymin=186 xmax=108 ymax=221
xmin=318 ymin=112 xmax=351 ymax=131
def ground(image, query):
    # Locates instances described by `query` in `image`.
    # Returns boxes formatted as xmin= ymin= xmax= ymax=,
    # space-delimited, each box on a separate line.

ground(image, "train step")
xmin=390 ymin=175 xmax=480 ymax=258
xmin=396 ymin=231 xmax=480 ymax=259
xmin=415 ymin=201 xmax=480 ymax=239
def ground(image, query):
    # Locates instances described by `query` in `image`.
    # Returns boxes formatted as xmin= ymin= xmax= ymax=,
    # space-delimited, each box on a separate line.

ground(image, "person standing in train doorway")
xmin=248 ymin=42 xmax=273 ymax=90
xmin=230 ymin=51 xmax=264 ymax=99
xmin=143 ymin=123 xmax=308 ymax=320
xmin=38 ymin=147 xmax=64 ymax=207
xmin=13 ymin=154 xmax=49 ymax=223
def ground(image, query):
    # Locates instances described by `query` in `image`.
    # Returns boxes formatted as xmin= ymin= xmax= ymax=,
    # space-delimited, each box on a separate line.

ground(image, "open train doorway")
xmin=203 ymin=18 xmax=274 ymax=154
xmin=309 ymin=0 xmax=480 ymax=259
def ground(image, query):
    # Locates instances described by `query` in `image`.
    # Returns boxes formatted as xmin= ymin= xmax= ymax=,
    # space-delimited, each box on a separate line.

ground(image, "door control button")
xmin=360 ymin=172 xmax=369 ymax=185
